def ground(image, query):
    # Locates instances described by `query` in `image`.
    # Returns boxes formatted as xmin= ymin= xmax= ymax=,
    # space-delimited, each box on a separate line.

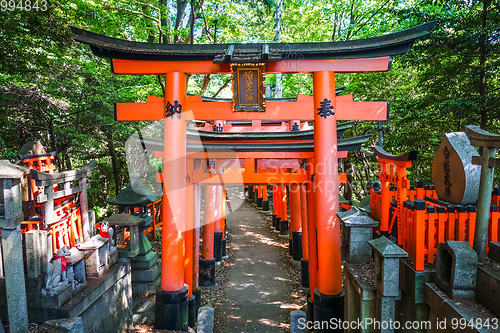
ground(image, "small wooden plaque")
xmin=231 ymin=63 xmax=266 ymax=112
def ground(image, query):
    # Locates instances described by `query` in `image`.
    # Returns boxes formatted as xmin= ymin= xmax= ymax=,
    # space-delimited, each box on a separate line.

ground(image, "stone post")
xmin=368 ymin=237 xmax=408 ymax=333
xmin=0 ymin=160 xmax=29 ymax=333
xmin=464 ymin=125 xmax=500 ymax=261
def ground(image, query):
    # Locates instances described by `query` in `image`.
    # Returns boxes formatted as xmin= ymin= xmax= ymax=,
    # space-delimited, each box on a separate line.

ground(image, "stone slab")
xmin=368 ymin=236 xmax=408 ymax=258
xmin=475 ymin=265 xmax=500 ymax=319
xmin=0 ymin=262 xmax=132 ymax=333
xmin=425 ymin=283 xmax=497 ymax=333
xmin=1 ymin=226 xmax=28 ymax=332
xmin=399 ymin=258 xmax=435 ymax=304
xmin=45 ymin=317 xmax=83 ymax=333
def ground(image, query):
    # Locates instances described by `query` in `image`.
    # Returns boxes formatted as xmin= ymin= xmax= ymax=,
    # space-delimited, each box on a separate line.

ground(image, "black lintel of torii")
xmin=189 ymin=121 xmax=355 ymax=141
xmin=70 ymin=22 xmax=436 ymax=63
xmin=138 ymin=133 xmax=372 ymax=153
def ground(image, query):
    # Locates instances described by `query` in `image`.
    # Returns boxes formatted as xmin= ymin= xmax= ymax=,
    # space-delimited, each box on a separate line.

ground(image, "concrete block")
xmin=45 ymin=317 xmax=83 ymax=333
xmin=399 ymin=258 xmax=435 ymax=304
xmin=339 ymin=208 xmax=379 ymax=263
xmin=436 ymin=241 xmax=477 ymax=299
xmin=198 ymin=306 xmax=214 ymax=333
xmin=291 ymin=310 xmax=306 ymax=333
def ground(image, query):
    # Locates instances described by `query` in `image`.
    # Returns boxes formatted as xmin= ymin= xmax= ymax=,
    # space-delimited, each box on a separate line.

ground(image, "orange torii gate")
xmin=72 ymin=21 xmax=435 ymax=332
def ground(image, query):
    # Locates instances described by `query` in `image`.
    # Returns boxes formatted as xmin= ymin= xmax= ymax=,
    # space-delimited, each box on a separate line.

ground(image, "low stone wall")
xmin=0 ymin=262 xmax=133 ymax=333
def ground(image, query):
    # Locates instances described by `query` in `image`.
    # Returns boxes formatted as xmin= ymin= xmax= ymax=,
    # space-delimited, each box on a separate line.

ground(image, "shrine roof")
xmin=70 ymin=22 xmax=435 ymax=63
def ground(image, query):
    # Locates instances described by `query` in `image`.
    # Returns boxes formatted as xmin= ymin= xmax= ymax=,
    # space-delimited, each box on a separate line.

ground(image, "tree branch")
xmin=212 ymin=77 xmax=231 ymax=98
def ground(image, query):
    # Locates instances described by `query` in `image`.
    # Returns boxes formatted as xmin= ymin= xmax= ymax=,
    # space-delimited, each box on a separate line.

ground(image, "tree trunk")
xmin=343 ymin=155 xmax=353 ymax=200
xmin=106 ymin=132 xmax=122 ymax=196
xmin=479 ymin=0 xmax=490 ymax=129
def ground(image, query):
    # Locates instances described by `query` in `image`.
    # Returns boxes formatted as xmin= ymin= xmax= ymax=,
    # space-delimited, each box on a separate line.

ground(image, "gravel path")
xmin=214 ymin=190 xmax=303 ymax=333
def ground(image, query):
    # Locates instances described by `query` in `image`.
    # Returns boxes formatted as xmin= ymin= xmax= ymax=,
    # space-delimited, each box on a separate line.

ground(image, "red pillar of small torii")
xmin=213 ymin=120 xmax=224 ymax=261
xmin=200 ymin=185 xmax=216 ymax=287
xmin=300 ymin=181 xmax=309 ymax=288
xmin=312 ymin=71 xmax=344 ymax=329
xmin=155 ymin=72 xmax=189 ymax=330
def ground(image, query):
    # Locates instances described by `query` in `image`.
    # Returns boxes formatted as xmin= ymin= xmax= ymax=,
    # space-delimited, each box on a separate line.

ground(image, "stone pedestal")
xmin=396 ymin=258 xmax=434 ymax=332
xmin=338 ymin=208 xmax=378 ymax=263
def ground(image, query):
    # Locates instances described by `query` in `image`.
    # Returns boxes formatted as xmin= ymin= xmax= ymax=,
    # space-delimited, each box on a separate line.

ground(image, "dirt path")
xmin=214 ymin=192 xmax=299 ymax=333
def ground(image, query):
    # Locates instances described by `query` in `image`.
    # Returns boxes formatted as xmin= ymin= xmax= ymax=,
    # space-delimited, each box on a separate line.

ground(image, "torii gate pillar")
xmin=313 ymin=71 xmax=344 ymax=331
xmin=155 ymin=72 xmax=189 ymax=330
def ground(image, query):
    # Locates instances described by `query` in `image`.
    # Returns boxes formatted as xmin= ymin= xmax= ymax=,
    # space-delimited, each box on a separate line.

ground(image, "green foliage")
xmin=1 ymin=0 xmax=499 ymax=214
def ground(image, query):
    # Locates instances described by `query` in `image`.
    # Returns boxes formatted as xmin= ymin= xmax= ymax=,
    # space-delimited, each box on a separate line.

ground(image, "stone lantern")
xmin=106 ymin=172 xmax=162 ymax=299
xmin=0 ymin=160 xmax=30 ymax=333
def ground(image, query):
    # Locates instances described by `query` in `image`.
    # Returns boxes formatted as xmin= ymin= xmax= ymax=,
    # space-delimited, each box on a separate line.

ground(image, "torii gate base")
xmin=154 ymin=285 xmax=189 ymax=330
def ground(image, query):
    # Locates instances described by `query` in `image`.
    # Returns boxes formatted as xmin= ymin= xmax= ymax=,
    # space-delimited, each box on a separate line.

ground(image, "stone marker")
xmin=431 ymin=132 xmax=480 ymax=205
xmin=197 ymin=306 xmax=214 ymax=333
xmin=436 ymin=241 xmax=478 ymax=299
xmin=290 ymin=310 xmax=306 ymax=333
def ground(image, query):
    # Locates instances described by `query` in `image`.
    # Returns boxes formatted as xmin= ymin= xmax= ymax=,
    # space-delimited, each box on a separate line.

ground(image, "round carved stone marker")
xmin=431 ymin=132 xmax=480 ymax=205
